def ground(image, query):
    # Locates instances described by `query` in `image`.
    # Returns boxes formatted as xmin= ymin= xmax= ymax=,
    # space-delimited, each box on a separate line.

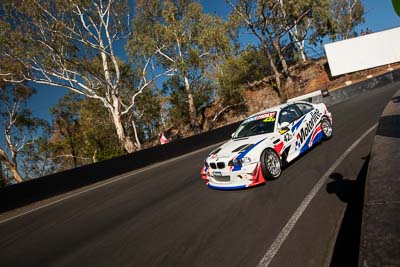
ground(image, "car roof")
xmin=245 ymin=101 xmax=312 ymax=119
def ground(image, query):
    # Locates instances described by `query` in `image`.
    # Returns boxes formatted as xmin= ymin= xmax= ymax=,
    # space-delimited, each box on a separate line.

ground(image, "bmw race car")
xmin=201 ymin=101 xmax=333 ymax=190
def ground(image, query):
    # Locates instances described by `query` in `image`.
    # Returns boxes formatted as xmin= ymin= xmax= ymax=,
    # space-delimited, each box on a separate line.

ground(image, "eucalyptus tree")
xmin=50 ymin=93 xmax=85 ymax=168
xmin=330 ymin=0 xmax=364 ymax=40
xmin=128 ymin=0 xmax=231 ymax=131
xmin=275 ymin=0 xmax=331 ymax=62
xmin=0 ymin=82 xmax=42 ymax=183
xmin=226 ymin=0 xmax=329 ymax=99
xmin=0 ymin=0 xmax=172 ymax=153
xmin=218 ymin=45 xmax=271 ymax=106
xmin=49 ymin=93 xmax=124 ymax=168
xmin=19 ymin=125 xmax=56 ymax=179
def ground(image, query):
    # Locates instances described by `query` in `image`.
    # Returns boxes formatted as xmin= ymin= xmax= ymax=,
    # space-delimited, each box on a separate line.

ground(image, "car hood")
xmin=210 ymin=133 xmax=275 ymax=159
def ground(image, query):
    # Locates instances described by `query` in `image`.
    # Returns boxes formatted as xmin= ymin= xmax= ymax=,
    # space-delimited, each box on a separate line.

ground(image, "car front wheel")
xmin=261 ymin=149 xmax=282 ymax=180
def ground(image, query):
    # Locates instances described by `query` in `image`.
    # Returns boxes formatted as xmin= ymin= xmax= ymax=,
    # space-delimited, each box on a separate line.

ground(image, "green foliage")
xmin=394 ymin=0 xmax=400 ymax=16
xmin=162 ymin=75 xmax=213 ymax=127
xmin=162 ymin=76 xmax=190 ymax=126
xmin=20 ymin=134 xmax=56 ymax=179
xmin=128 ymin=0 xmax=232 ymax=129
xmin=218 ymin=46 xmax=271 ymax=105
xmin=0 ymin=82 xmax=48 ymax=181
xmin=78 ymin=99 xmax=124 ymax=161
xmin=329 ymin=0 xmax=365 ymax=40
xmin=128 ymin=86 xmax=163 ymax=142
xmin=50 ymin=93 xmax=124 ymax=168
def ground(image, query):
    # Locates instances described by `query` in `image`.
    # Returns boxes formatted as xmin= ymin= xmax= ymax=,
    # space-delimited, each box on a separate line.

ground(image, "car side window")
xmin=279 ymin=105 xmax=302 ymax=125
xmin=296 ymin=103 xmax=314 ymax=115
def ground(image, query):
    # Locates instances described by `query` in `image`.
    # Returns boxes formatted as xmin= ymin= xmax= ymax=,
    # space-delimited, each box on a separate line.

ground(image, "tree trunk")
xmin=263 ymin=44 xmax=287 ymax=101
xmin=10 ymin=165 xmax=23 ymax=183
xmin=0 ymin=150 xmax=23 ymax=183
xmin=273 ymin=39 xmax=290 ymax=79
xmin=109 ymin=99 xmax=136 ymax=153
xmin=184 ymin=76 xmax=199 ymax=130
xmin=131 ymin=119 xmax=141 ymax=150
xmin=292 ymin=33 xmax=307 ymax=62
xmin=298 ymin=43 xmax=307 ymax=62
xmin=112 ymin=113 xmax=136 ymax=153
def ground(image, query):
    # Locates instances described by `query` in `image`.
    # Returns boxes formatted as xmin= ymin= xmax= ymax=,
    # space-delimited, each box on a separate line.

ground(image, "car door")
xmin=291 ymin=102 xmax=323 ymax=157
xmin=277 ymin=104 xmax=303 ymax=162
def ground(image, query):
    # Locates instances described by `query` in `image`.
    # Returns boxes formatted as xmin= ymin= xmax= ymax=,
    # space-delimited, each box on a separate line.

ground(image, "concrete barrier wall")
xmin=358 ymin=89 xmax=400 ymax=266
xmin=0 ymin=121 xmax=241 ymax=212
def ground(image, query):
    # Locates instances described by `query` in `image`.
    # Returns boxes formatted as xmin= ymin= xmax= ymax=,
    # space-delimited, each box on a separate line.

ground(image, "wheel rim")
xmin=322 ymin=119 xmax=332 ymax=137
xmin=266 ymin=152 xmax=281 ymax=177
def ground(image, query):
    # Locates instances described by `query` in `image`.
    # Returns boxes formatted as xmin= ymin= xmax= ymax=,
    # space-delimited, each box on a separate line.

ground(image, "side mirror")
xmin=279 ymin=122 xmax=290 ymax=134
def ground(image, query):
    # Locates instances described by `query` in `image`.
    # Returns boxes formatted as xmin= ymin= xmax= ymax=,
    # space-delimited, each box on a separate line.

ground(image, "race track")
xmin=0 ymin=82 xmax=399 ymax=267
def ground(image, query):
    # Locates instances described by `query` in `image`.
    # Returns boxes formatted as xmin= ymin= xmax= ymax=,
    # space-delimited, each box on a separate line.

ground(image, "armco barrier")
xmin=358 ymin=89 xmax=400 ymax=266
xmin=312 ymin=68 xmax=400 ymax=106
xmin=1 ymin=68 xmax=400 ymax=214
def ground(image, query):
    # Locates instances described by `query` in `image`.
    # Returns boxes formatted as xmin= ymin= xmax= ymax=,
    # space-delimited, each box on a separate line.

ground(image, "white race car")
xmin=201 ymin=101 xmax=333 ymax=190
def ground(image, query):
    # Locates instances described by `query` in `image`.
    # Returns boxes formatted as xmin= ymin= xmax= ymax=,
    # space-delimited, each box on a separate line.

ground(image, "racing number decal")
xmin=284 ymin=132 xmax=293 ymax=142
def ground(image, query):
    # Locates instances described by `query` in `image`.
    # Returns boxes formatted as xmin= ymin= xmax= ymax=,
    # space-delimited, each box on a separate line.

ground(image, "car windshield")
xmin=233 ymin=112 xmax=276 ymax=138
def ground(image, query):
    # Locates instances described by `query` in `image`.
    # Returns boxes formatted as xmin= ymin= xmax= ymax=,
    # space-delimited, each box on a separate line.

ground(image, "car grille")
xmin=213 ymin=175 xmax=230 ymax=182
xmin=209 ymin=162 xmax=225 ymax=169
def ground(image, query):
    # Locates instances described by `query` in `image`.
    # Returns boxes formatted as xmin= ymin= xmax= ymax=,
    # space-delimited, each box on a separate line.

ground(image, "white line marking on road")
xmin=257 ymin=123 xmax=378 ymax=267
xmin=0 ymin=141 xmax=225 ymax=225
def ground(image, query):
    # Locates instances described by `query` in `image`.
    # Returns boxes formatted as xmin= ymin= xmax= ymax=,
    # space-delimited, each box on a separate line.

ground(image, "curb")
xmin=358 ymin=89 xmax=400 ymax=266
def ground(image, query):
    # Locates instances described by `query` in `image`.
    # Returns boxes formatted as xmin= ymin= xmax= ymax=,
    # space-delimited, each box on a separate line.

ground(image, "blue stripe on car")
xmin=291 ymin=116 xmax=306 ymax=132
xmin=232 ymin=138 xmax=266 ymax=171
xmin=299 ymin=131 xmax=324 ymax=154
xmin=208 ymin=184 xmax=247 ymax=190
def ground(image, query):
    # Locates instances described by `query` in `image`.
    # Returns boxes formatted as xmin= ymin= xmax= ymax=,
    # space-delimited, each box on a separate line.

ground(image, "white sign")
xmin=324 ymin=27 xmax=400 ymax=76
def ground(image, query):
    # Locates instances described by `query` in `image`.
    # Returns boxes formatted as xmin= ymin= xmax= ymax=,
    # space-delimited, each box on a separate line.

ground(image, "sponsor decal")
xmin=299 ymin=110 xmax=322 ymax=144
xmin=263 ymin=117 xmax=276 ymax=122
xmin=279 ymin=128 xmax=289 ymax=135
xmin=244 ymin=112 xmax=276 ymax=123
xmin=309 ymin=124 xmax=322 ymax=147
xmin=291 ymin=116 xmax=306 ymax=132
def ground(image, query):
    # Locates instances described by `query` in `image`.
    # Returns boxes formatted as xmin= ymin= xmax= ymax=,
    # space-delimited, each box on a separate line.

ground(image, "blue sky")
xmin=28 ymin=0 xmax=400 ymax=122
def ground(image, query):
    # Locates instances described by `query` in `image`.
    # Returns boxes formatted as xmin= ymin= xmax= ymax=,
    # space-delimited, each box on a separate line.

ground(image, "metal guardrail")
xmin=286 ymin=90 xmax=322 ymax=103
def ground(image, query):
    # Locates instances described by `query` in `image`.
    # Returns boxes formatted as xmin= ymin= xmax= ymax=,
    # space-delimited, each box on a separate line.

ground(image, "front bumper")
xmin=201 ymin=162 xmax=266 ymax=190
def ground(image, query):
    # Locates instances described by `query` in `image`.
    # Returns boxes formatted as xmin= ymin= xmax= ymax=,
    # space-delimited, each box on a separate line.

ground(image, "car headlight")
xmin=234 ymin=157 xmax=252 ymax=166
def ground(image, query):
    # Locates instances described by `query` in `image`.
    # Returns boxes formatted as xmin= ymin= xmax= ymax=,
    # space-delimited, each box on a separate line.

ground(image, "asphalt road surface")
xmin=0 ymin=83 xmax=399 ymax=267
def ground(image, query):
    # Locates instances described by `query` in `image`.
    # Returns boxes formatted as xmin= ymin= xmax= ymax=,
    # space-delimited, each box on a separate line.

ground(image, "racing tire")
xmin=321 ymin=117 xmax=333 ymax=140
xmin=261 ymin=149 xmax=282 ymax=180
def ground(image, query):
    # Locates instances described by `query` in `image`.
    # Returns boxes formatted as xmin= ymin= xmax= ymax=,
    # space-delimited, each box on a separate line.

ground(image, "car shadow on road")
xmin=326 ymin=154 xmax=370 ymax=267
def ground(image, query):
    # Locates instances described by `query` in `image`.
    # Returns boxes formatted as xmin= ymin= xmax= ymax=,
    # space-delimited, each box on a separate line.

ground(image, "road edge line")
xmin=257 ymin=123 xmax=378 ymax=267
xmin=0 ymin=141 xmax=225 ymax=225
